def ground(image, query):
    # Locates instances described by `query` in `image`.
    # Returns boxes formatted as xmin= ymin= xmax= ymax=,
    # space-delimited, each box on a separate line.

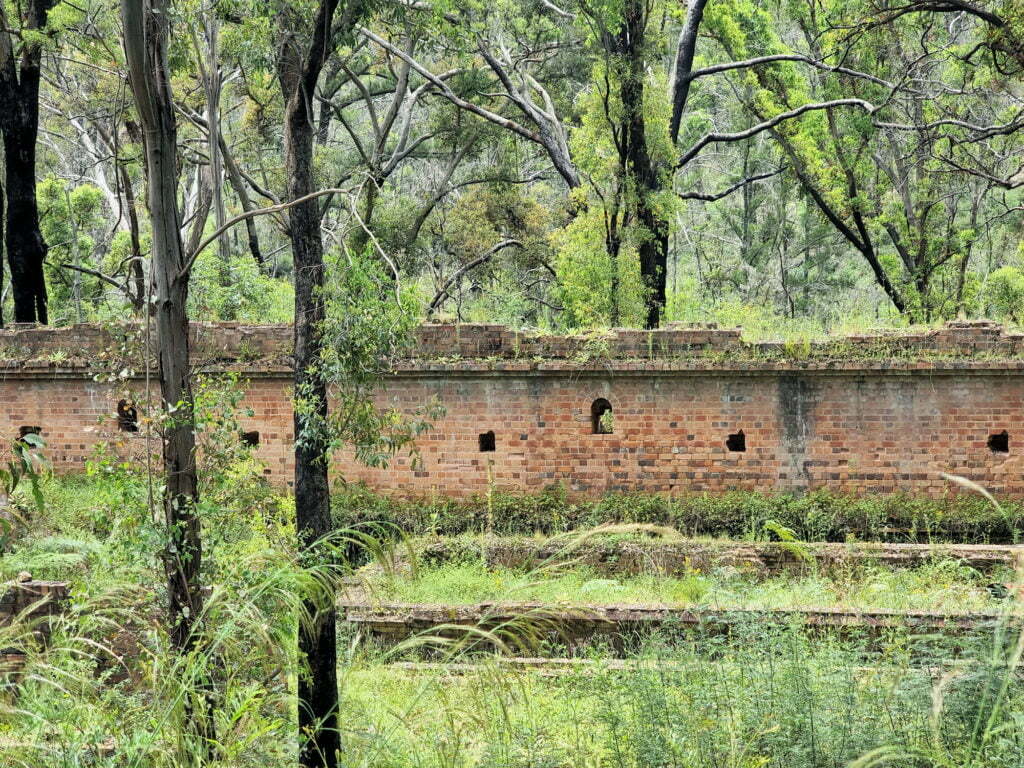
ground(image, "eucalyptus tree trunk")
xmin=198 ymin=15 xmax=233 ymax=311
xmin=613 ymin=0 xmax=667 ymax=329
xmin=121 ymin=0 xmax=205 ymax=696
xmin=0 ymin=0 xmax=55 ymax=325
xmin=277 ymin=1 xmax=354 ymax=765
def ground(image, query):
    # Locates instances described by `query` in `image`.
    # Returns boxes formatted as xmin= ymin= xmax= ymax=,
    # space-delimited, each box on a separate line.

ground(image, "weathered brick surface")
xmin=2 ymin=320 xmax=1024 ymax=497
xmin=0 ymin=579 xmax=70 ymax=641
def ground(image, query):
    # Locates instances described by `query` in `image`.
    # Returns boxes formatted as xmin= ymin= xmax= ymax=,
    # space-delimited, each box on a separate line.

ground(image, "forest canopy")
xmin=1 ymin=0 xmax=1023 ymax=333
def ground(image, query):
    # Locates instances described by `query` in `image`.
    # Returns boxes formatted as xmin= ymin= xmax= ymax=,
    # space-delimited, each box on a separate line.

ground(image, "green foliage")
xmin=298 ymin=250 xmax=439 ymax=470
xmin=551 ymin=204 xmax=645 ymax=328
xmin=189 ymin=248 xmax=294 ymax=322
xmin=0 ymin=434 xmax=49 ymax=552
xmin=334 ymin=483 xmax=1024 ymax=543
xmin=370 ymin=557 xmax=994 ymax=613
xmin=986 ymin=265 xmax=1024 ymax=322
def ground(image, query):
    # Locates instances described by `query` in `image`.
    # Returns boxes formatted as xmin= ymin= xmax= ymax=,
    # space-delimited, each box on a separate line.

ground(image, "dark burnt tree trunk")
xmin=118 ymin=160 xmax=147 ymax=313
xmin=121 ymin=0 xmax=210 ymax=751
xmin=611 ymin=0 xmax=667 ymax=329
xmin=277 ymin=2 xmax=367 ymax=766
xmin=0 ymin=0 xmax=56 ymax=325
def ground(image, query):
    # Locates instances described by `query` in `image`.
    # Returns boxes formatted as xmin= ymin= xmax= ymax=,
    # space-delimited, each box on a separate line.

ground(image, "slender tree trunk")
xmin=3 ymin=126 xmax=48 ymax=323
xmin=0 ymin=0 xmax=55 ymax=325
xmin=277 ymin=2 xmax=355 ymax=765
xmin=285 ymin=96 xmax=338 ymax=766
xmin=121 ymin=0 xmax=210 ymax=754
xmin=220 ymin=141 xmax=264 ymax=268
xmin=118 ymin=160 xmax=147 ymax=312
xmin=200 ymin=16 xmax=233 ymax=313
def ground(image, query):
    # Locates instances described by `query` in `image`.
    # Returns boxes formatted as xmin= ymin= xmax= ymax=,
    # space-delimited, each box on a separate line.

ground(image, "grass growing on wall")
xmin=362 ymin=559 xmax=1001 ymax=614
xmin=333 ymin=482 xmax=1024 ymax=543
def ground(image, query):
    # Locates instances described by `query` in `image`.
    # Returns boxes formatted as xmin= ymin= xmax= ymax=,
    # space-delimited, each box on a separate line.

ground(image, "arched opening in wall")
xmin=726 ymin=430 xmax=746 ymax=452
xmin=241 ymin=430 xmax=260 ymax=447
xmin=591 ymin=399 xmax=613 ymax=434
xmin=479 ymin=431 xmax=496 ymax=452
xmin=988 ymin=431 xmax=1009 ymax=453
xmin=116 ymin=400 xmax=139 ymax=432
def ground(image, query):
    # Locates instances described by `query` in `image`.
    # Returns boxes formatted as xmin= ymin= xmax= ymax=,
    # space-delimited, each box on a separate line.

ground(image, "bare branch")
xmin=678 ymin=169 xmax=782 ymax=201
xmin=358 ymin=26 xmax=543 ymax=145
xmin=181 ymin=187 xmax=355 ymax=278
xmin=677 ymin=99 xmax=876 ymax=168
xmin=538 ymin=0 xmax=573 ymax=19
xmin=57 ymin=262 xmax=130 ymax=293
xmin=874 ymin=116 xmax=1024 ymax=142
xmin=427 ymin=239 xmax=522 ymax=315
xmin=873 ymin=1 xmax=1004 ymax=28
xmin=687 ymin=54 xmax=899 ymax=91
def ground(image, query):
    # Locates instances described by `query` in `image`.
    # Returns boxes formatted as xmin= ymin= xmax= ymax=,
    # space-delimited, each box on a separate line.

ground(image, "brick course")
xmin=2 ymin=320 xmax=1024 ymax=497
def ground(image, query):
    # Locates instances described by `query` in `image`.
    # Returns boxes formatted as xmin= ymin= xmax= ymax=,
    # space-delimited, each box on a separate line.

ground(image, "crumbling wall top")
xmin=0 ymin=320 xmax=1019 ymax=372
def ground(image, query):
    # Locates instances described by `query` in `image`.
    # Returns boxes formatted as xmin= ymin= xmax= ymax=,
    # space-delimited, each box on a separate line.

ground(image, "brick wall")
xmin=2 ymin=320 xmax=1024 ymax=497
xmin=0 ymin=579 xmax=70 ymax=639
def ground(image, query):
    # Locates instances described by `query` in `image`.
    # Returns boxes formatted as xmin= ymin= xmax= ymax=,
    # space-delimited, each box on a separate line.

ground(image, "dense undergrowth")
xmin=333 ymin=483 xmax=1024 ymax=543
xmin=341 ymin=627 xmax=1024 ymax=768
xmin=0 ymin=462 xmax=1022 ymax=766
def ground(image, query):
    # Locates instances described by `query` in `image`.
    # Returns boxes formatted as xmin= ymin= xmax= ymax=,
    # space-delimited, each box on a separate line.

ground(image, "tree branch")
xmin=687 ymin=54 xmax=899 ymax=91
xmin=358 ymin=26 xmax=543 ymax=145
xmin=181 ymin=187 xmax=354 ymax=278
xmin=427 ymin=239 xmax=522 ymax=314
xmin=677 ymin=99 xmax=876 ymax=168
xmin=678 ymin=169 xmax=782 ymax=201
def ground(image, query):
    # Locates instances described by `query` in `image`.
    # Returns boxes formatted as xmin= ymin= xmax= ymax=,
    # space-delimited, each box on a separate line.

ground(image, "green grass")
xmin=363 ymin=559 xmax=1004 ymax=613
xmin=3 ymin=470 xmax=1024 ymax=767
xmin=335 ymin=626 xmax=1024 ymax=768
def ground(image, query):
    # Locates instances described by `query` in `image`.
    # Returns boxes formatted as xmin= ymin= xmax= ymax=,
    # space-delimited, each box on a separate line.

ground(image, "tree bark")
xmin=120 ymin=0 xmax=208 ymax=750
xmin=277 ymin=2 xmax=361 ymax=765
xmin=668 ymin=0 xmax=709 ymax=144
xmin=0 ymin=0 xmax=55 ymax=325
xmin=614 ymin=0 xmax=667 ymax=328
xmin=118 ymin=160 xmax=147 ymax=312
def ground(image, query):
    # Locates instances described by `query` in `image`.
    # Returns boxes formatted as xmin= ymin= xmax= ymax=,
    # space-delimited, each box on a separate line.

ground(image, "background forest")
xmin=3 ymin=0 xmax=1024 ymax=336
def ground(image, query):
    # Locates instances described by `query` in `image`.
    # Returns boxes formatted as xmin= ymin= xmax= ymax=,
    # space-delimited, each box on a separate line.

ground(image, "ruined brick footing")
xmin=341 ymin=601 xmax=1009 ymax=649
xmin=389 ymin=658 xmax=959 ymax=677
xmin=0 ymin=580 xmax=70 ymax=648
xmin=419 ymin=541 xmax=1024 ymax=577
xmin=0 ymin=580 xmax=70 ymax=621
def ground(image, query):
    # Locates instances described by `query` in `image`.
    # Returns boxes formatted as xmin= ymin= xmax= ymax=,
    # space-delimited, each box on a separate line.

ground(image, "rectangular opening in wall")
xmin=117 ymin=400 xmax=139 ymax=432
xmin=18 ymin=426 xmax=41 ymax=439
xmin=726 ymin=430 xmax=746 ymax=452
xmin=479 ymin=431 xmax=496 ymax=452
xmin=241 ymin=430 xmax=260 ymax=447
xmin=988 ymin=431 xmax=1009 ymax=453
